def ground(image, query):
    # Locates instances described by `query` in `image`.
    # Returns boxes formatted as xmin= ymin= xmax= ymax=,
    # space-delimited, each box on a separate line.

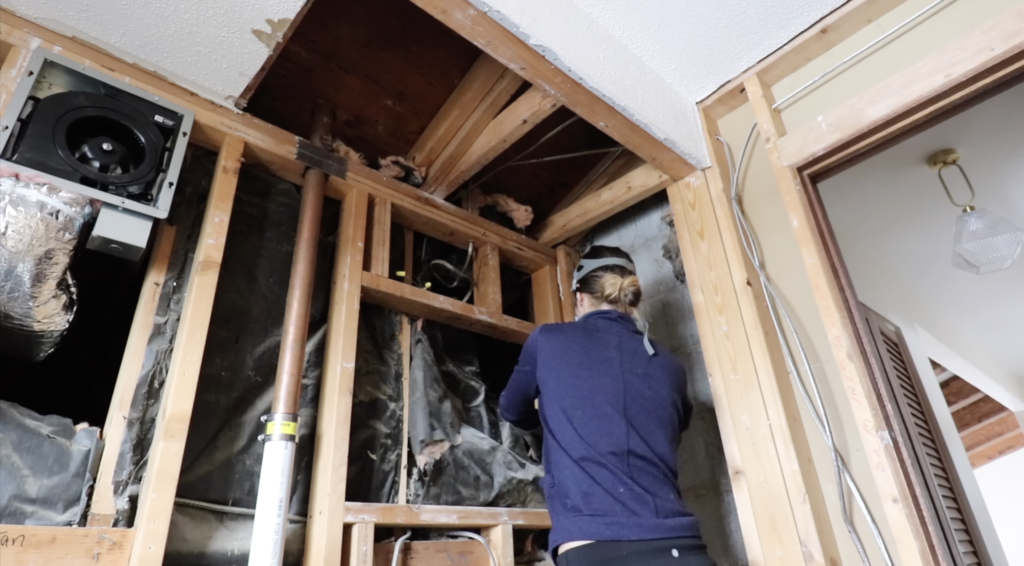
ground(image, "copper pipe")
xmin=270 ymin=105 xmax=333 ymax=414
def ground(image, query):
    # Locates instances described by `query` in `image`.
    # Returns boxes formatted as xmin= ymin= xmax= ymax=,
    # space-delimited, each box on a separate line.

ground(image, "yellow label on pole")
xmin=266 ymin=421 xmax=298 ymax=436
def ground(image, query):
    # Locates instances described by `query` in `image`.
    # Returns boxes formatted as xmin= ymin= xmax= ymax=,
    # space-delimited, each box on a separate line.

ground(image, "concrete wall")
xmin=712 ymin=0 xmax=1023 ymax=564
xmin=588 ymin=193 xmax=748 ymax=565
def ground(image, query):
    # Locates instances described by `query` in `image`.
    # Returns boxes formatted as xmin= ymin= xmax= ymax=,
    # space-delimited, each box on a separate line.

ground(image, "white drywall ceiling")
xmin=4 ymin=0 xmax=307 ymax=106
xmin=6 ymin=0 xmax=847 ymax=166
xmin=818 ymin=82 xmax=1024 ymax=402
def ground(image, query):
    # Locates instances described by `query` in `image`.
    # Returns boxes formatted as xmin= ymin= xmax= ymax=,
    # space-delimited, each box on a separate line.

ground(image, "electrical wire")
xmin=447 ymin=531 xmax=498 ymax=566
xmin=390 ymin=530 xmax=413 ymax=566
xmin=174 ymin=497 xmax=307 ymax=523
xmin=719 ymin=125 xmax=894 ymax=566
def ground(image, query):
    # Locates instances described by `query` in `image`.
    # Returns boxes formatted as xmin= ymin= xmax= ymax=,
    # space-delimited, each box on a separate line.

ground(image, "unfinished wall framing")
xmin=3 ymin=1 xmax=1020 ymax=565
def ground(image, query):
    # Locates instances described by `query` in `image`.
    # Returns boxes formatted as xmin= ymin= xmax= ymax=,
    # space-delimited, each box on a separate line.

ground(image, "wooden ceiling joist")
xmin=549 ymin=150 xmax=645 ymax=217
xmin=430 ymin=85 xmax=561 ymax=198
xmin=420 ymin=68 xmax=524 ymax=194
xmin=531 ymin=163 xmax=672 ymax=246
xmin=408 ymin=53 xmax=509 ymax=170
xmin=408 ymin=0 xmax=695 ymax=180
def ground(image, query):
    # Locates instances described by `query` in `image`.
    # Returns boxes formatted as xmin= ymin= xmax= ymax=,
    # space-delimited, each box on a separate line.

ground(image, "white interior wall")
xmin=974 ymin=449 xmax=1024 ymax=566
xmin=4 ymin=0 xmax=307 ymax=106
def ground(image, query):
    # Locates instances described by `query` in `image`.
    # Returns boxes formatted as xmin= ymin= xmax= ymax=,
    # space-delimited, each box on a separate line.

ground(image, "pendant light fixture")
xmin=927 ymin=149 xmax=1023 ymax=274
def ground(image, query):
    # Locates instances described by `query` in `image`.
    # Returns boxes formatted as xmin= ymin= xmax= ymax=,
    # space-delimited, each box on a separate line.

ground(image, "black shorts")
xmin=555 ymin=537 xmax=715 ymax=566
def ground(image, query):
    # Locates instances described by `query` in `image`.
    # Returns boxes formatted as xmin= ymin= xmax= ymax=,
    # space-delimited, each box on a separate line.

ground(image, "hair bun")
xmin=598 ymin=273 xmax=642 ymax=310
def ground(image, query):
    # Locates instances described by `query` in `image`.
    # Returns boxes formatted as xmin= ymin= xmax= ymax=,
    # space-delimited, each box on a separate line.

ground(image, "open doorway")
xmin=812 ymin=77 xmax=1024 ymax=565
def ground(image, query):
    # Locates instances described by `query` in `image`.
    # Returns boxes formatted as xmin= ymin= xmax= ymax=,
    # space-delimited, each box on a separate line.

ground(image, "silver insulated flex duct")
xmin=0 ymin=176 xmax=95 ymax=361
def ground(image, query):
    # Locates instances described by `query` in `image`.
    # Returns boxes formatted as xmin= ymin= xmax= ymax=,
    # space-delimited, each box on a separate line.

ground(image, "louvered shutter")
xmin=862 ymin=306 xmax=988 ymax=566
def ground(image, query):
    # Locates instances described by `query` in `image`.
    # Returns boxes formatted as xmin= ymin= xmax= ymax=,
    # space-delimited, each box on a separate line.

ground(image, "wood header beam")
xmin=701 ymin=0 xmax=912 ymax=120
xmin=342 ymin=502 xmax=551 ymax=528
xmin=329 ymin=165 xmax=555 ymax=273
xmin=407 ymin=0 xmax=695 ymax=180
xmin=775 ymin=5 xmax=1024 ymax=169
xmin=433 ymin=85 xmax=561 ymax=198
xmin=532 ymin=163 xmax=671 ymax=246
xmin=361 ymin=272 xmax=534 ymax=344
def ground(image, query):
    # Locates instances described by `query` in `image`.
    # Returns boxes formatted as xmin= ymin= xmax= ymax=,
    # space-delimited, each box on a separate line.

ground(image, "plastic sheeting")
xmin=0 ymin=177 xmax=94 ymax=361
xmin=0 ymin=400 xmax=102 ymax=525
xmin=408 ymin=322 xmax=545 ymax=509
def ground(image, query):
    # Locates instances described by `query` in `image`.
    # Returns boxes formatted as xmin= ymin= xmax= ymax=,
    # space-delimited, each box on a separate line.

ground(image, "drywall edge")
xmin=466 ymin=0 xmax=711 ymax=169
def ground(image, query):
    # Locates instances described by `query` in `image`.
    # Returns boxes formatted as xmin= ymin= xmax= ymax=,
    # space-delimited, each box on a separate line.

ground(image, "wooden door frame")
xmin=735 ymin=6 xmax=1023 ymax=566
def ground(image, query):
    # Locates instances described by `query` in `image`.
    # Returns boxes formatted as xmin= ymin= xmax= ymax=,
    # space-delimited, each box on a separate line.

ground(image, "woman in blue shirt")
xmin=500 ymin=245 xmax=714 ymax=566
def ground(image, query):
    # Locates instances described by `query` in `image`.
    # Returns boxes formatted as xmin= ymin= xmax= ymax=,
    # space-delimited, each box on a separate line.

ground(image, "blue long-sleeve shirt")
xmin=499 ymin=310 xmax=700 ymax=551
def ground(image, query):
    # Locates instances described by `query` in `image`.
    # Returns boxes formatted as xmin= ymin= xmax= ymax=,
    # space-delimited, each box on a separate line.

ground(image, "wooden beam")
xmin=531 ymin=265 xmax=562 ymax=324
xmin=962 ymin=412 xmax=1020 ymax=455
xmin=409 ymin=53 xmax=509 ymax=170
xmin=775 ymin=5 xmax=1024 ymax=169
xmin=129 ymin=136 xmax=245 ymax=566
xmin=423 ymin=68 xmax=524 ymax=194
xmin=367 ymin=197 xmax=393 ymax=277
xmin=483 ymin=524 xmax=515 ymax=566
xmin=968 ymin=430 xmax=1024 ymax=468
xmin=699 ymin=105 xmax=841 ymax=566
xmin=432 ymin=85 xmax=561 ymax=198
xmin=473 ymin=243 xmax=503 ymax=313
xmin=361 ymin=272 xmax=533 ymax=344
xmin=304 ymin=189 xmax=370 ymax=566
xmin=330 ymin=167 xmax=555 ymax=273
xmin=0 ymin=526 xmax=134 ymax=566
xmin=0 ymin=45 xmax=27 ymax=116
xmin=236 ymin=5 xmax=315 ymax=109
xmin=343 ymin=502 xmax=551 ymax=528
xmin=550 ymin=150 xmax=644 ymax=217
xmin=407 ymin=0 xmax=696 ymax=180
xmin=667 ymin=174 xmax=807 ymax=566
xmin=700 ymin=0 xmax=912 ymax=120
xmin=89 ymin=222 xmax=177 ymax=527
xmin=555 ymin=245 xmax=579 ymax=323
xmin=666 ymin=175 xmax=766 ymax=566
xmin=745 ymin=73 xmax=933 ymax=566
xmin=532 ymin=163 xmax=671 ymax=246
xmin=342 ymin=523 xmax=375 ymax=566
xmin=952 ymin=398 xmax=1010 ymax=437
xmin=941 ymin=377 xmax=985 ymax=413
xmin=375 ymin=539 xmax=490 ymax=566
xmin=1 ymin=13 xmax=556 ymax=276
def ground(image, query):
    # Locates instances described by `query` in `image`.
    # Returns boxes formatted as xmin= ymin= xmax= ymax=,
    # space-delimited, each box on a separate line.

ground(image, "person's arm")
xmin=500 ymin=328 xmax=542 ymax=430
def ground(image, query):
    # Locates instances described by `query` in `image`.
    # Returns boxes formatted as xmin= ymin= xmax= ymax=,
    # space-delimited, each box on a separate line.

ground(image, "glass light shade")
xmin=951 ymin=208 xmax=1024 ymax=274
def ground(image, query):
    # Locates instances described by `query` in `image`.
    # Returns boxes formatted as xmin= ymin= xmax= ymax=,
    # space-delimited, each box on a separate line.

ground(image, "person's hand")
xmin=0 ymin=164 xmax=53 ymax=184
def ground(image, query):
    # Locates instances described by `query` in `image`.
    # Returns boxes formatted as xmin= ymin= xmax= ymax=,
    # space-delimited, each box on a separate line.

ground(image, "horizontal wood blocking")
xmin=328 ymin=165 xmax=555 ymax=273
xmin=700 ymin=0 xmax=912 ymax=119
xmin=376 ymin=539 xmax=491 ymax=566
xmin=407 ymin=0 xmax=695 ymax=180
xmin=532 ymin=163 xmax=672 ymax=246
xmin=342 ymin=502 xmax=551 ymax=529
xmin=775 ymin=4 xmax=1024 ymax=169
xmin=361 ymin=272 xmax=534 ymax=344
xmin=0 ymin=525 xmax=134 ymax=566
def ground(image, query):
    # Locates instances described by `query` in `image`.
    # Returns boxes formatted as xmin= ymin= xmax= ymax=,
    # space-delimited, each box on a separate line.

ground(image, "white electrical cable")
xmin=390 ymin=530 xmax=413 ymax=566
xmin=448 ymin=531 xmax=499 ymax=566
xmin=719 ymin=124 xmax=894 ymax=566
